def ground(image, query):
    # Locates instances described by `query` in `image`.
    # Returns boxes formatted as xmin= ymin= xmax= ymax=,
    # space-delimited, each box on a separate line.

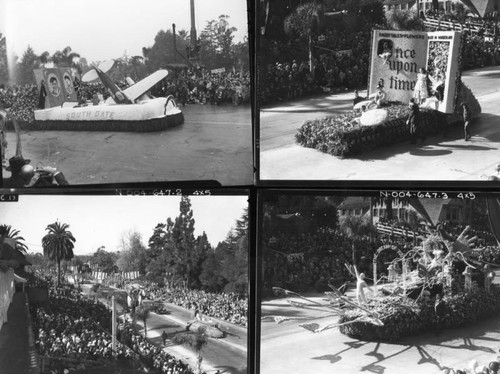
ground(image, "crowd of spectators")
xmin=27 ymin=272 xmax=197 ymax=374
xmin=118 ymin=321 xmax=195 ymax=374
xmin=461 ymin=33 xmax=500 ymax=69
xmin=0 ymin=67 xmax=251 ymax=124
xmin=260 ymin=12 xmax=500 ymax=106
xmin=262 ymin=228 xmax=384 ymax=295
xmin=116 ymin=280 xmax=248 ymax=327
xmin=150 ymin=68 xmax=251 ymax=106
xmin=263 ymin=216 xmax=500 ymax=297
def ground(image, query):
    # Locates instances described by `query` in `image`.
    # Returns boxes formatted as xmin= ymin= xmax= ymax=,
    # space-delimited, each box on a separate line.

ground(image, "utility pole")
xmin=112 ymin=295 xmax=117 ymax=356
xmin=189 ymin=0 xmax=200 ymax=64
xmin=190 ymin=0 xmax=197 ymax=47
xmin=172 ymin=23 xmax=177 ymax=63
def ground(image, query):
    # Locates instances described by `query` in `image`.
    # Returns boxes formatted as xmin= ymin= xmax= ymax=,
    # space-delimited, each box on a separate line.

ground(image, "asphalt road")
xmin=4 ymin=103 xmax=253 ymax=186
xmin=142 ymin=303 xmax=247 ymax=374
xmin=82 ymin=284 xmax=247 ymax=374
xmin=259 ymin=65 xmax=500 ymax=181
xmin=260 ymin=292 xmax=500 ymax=374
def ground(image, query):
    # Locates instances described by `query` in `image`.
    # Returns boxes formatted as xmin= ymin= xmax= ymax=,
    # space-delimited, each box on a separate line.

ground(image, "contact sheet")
xmin=1 ymin=0 xmax=500 ymax=373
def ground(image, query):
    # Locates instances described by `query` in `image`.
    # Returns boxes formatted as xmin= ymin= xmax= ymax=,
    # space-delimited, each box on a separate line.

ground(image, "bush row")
xmin=295 ymin=104 xmax=450 ymax=158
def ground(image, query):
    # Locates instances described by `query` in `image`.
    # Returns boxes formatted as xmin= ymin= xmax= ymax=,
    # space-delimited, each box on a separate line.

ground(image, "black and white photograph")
xmin=257 ymin=0 xmax=500 ymax=182
xmin=0 ymin=192 xmax=249 ymax=373
xmin=258 ymin=189 xmax=500 ymax=373
xmin=0 ymin=0 xmax=251 ymax=186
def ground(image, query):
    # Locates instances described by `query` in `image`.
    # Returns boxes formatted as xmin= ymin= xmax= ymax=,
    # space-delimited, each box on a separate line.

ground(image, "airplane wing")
xmin=123 ymin=70 xmax=169 ymax=102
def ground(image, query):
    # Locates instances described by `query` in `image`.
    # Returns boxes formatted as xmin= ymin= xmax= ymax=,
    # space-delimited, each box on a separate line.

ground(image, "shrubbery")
xmin=296 ymin=104 xmax=448 ymax=157
xmin=339 ymin=286 xmax=500 ymax=342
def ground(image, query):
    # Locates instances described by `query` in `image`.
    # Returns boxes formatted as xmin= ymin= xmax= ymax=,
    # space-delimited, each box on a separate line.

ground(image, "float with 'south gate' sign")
xmin=33 ymin=61 xmax=184 ymax=132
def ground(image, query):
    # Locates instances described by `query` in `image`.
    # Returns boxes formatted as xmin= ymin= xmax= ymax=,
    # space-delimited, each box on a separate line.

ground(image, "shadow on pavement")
xmin=409 ymin=148 xmax=454 ymax=156
xmin=261 ymin=95 xmax=353 ymax=113
xmin=308 ymin=316 xmax=500 ymax=373
xmin=150 ymin=321 xmax=181 ymax=330
xmin=474 ymin=71 xmax=500 ymax=79
xmin=261 ymin=306 xmax=320 ymax=319
xmin=439 ymin=144 xmax=496 ymax=151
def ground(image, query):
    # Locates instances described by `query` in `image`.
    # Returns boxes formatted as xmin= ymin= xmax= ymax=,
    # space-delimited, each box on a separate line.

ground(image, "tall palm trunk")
xmin=57 ymin=259 xmax=61 ymax=286
xmin=309 ymin=35 xmax=314 ymax=80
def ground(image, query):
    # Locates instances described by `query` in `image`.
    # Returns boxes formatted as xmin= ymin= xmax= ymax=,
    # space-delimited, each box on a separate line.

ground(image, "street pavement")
xmin=4 ymin=103 xmax=252 ymax=186
xmin=260 ymin=292 xmax=500 ymax=374
xmin=84 ymin=285 xmax=247 ymax=374
xmin=259 ymin=66 xmax=500 ymax=181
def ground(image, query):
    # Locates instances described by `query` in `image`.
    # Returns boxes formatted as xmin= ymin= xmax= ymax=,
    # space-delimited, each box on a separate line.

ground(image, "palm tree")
xmin=284 ymin=2 xmax=325 ymax=77
xmin=134 ymin=305 xmax=151 ymax=337
xmin=385 ymin=9 xmax=426 ymax=31
xmin=0 ymin=224 xmax=28 ymax=253
xmin=340 ymin=216 xmax=377 ymax=266
xmin=51 ymin=46 xmax=81 ymax=71
xmin=173 ymin=326 xmax=208 ymax=374
xmin=42 ymin=221 xmax=76 ymax=286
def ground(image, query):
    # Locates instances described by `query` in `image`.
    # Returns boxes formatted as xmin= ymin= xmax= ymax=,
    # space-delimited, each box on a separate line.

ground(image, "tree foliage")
xmin=116 ymin=231 xmax=147 ymax=274
xmin=90 ymin=246 xmax=119 ymax=274
xmin=385 ymin=9 xmax=426 ymax=31
xmin=199 ymin=15 xmax=239 ymax=69
xmin=200 ymin=208 xmax=248 ymax=295
xmin=0 ymin=33 xmax=8 ymax=84
xmin=0 ymin=224 xmax=28 ymax=253
xmin=143 ymin=198 xmax=247 ymax=295
xmin=284 ymin=2 xmax=325 ymax=39
xmin=41 ymin=221 xmax=76 ymax=286
xmin=143 ymin=29 xmax=190 ymax=72
xmin=15 ymin=46 xmax=38 ymax=85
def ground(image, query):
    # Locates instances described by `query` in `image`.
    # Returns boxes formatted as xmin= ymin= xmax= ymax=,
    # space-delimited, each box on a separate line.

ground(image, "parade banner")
xmin=369 ymin=30 xmax=461 ymax=113
xmin=34 ymin=68 xmax=78 ymax=109
xmin=286 ymin=253 xmax=304 ymax=260
xmin=211 ymin=67 xmax=226 ymax=74
xmin=333 ymin=49 xmax=352 ymax=58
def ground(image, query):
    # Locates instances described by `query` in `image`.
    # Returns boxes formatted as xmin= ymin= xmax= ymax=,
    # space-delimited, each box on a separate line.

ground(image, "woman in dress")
xmin=413 ymin=67 xmax=429 ymax=105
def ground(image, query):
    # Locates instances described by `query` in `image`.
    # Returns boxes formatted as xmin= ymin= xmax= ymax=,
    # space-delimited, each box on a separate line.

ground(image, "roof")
xmin=409 ymin=199 xmax=459 ymax=226
xmin=383 ymin=0 xmax=415 ymax=5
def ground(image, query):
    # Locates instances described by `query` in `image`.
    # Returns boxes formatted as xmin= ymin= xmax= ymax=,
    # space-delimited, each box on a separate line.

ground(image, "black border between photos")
xmin=255 ymin=187 xmax=500 ymax=374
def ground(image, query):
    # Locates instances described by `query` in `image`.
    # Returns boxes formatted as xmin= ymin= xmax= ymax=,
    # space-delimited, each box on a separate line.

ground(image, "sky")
xmin=2 ymin=0 xmax=248 ymax=63
xmin=0 ymin=194 xmax=248 ymax=255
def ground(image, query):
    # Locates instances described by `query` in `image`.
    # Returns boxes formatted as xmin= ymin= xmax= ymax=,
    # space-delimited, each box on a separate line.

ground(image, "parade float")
xmin=265 ymin=198 xmax=500 ymax=343
xmin=296 ymin=30 xmax=481 ymax=157
xmin=29 ymin=62 xmax=183 ymax=132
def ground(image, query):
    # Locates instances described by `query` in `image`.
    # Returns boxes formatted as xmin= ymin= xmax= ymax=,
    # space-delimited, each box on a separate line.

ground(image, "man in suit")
xmin=407 ymin=98 xmax=424 ymax=144
xmin=2 ymin=156 xmax=68 ymax=188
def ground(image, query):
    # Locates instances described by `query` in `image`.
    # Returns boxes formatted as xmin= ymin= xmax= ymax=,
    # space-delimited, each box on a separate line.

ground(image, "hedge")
xmin=295 ymin=82 xmax=481 ymax=158
xmin=339 ymin=286 xmax=500 ymax=342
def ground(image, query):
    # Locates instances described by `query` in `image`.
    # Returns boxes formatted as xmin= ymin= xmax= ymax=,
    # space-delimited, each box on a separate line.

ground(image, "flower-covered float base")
xmin=339 ymin=286 xmax=500 ymax=342
xmin=295 ymin=82 xmax=481 ymax=158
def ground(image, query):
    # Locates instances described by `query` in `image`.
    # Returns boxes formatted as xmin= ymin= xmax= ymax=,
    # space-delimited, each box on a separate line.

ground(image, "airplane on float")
xmin=34 ymin=61 xmax=183 ymax=132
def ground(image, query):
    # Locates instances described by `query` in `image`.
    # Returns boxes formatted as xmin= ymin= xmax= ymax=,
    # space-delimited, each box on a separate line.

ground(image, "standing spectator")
xmin=407 ymin=98 xmax=423 ymax=144
xmin=462 ymin=102 xmax=471 ymax=141
xmin=38 ymin=80 xmax=47 ymax=109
